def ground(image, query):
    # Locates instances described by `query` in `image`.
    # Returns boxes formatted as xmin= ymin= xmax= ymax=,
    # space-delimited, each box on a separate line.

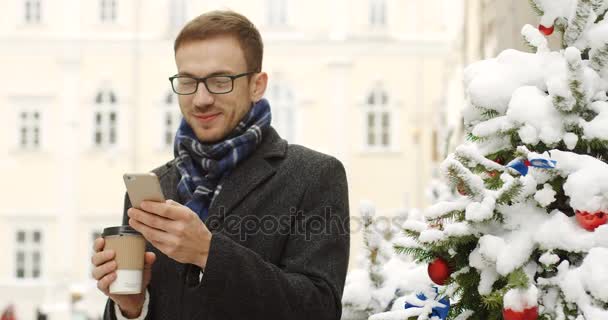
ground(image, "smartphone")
xmin=123 ymin=173 xmax=166 ymax=209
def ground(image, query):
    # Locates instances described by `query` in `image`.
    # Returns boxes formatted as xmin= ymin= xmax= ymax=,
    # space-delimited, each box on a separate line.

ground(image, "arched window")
xmin=266 ymin=82 xmax=296 ymax=142
xmin=162 ymin=92 xmax=181 ymax=148
xmin=93 ymin=89 xmax=118 ymax=148
xmin=364 ymin=86 xmax=391 ymax=149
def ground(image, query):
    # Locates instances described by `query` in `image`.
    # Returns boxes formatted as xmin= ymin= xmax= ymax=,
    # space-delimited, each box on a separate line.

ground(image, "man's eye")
xmin=215 ymin=78 xmax=231 ymax=84
xmin=179 ymin=79 xmax=196 ymax=85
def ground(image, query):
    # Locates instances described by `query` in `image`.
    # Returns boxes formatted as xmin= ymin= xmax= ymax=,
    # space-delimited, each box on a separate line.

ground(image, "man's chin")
xmin=194 ymin=128 xmax=226 ymax=144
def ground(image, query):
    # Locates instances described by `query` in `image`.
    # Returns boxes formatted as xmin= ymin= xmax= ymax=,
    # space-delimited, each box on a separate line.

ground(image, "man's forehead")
xmin=175 ymin=37 xmax=247 ymax=76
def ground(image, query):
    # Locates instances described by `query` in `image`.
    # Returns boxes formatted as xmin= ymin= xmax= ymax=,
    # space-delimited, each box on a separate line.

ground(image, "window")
xmin=15 ymin=229 xmax=43 ymax=279
xmin=100 ymin=0 xmax=117 ymax=23
xmin=18 ymin=110 xmax=41 ymax=150
xmin=364 ymin=87 xmax=392 ymax=149
xmin=93 ymin=89 xmax=119 ymax=148
xmin=267 ymin=0 xmax=287 ymax=26
xmin=162 ymin=92 xmax=181 ymax=148
xmin=369 ymin=0 xmax=386 ymax=27
xmin=266 ymin=82 xmax=295 ymax=142
xmin=24 ymin=0 xmax=42 ymax=24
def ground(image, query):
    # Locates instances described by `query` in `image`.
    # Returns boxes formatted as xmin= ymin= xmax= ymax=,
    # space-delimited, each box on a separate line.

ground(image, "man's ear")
xmin=249 ymin=72 xmax=268 ymax=101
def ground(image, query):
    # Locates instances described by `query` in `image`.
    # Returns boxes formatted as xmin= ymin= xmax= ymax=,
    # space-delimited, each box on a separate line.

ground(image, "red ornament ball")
xmin=575 ymin=210 xmax=607 ymax=231
xmin=538 ymin=24 xmax=554 ymax=36
xmin=428 ymin=257 xmax=450 ymax=285
xmin=502 ymin=306 xmax=538 ymax=320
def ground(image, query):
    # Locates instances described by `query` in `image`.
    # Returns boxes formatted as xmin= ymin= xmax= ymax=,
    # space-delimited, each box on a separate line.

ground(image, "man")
xmin=91 ymin=10 xmax=350 ymax=320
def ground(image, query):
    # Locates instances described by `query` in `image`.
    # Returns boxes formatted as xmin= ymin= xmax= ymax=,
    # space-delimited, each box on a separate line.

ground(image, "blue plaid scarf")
xmin=173 ymin=99 xmax=272 ymax=221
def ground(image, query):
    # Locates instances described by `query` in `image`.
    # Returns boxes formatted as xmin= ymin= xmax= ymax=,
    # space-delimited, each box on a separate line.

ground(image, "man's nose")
xmin=192 ymin=82 xmax=215 ymax=106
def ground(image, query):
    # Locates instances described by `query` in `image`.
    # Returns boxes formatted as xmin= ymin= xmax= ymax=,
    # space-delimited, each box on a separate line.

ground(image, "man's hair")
xmin=174 ymin=10 xmax=264 ymax=73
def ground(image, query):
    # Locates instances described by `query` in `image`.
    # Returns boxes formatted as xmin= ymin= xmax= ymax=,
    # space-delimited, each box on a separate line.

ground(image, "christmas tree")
xmin=341 ymin=202 xmax=432 ymax=320
xmin=387 ymin=1 xmax=608 ymax=319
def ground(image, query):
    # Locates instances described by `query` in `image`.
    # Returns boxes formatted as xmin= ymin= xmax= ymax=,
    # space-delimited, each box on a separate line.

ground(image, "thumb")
xmin=165 ymin=199 xmax=182 ymax=207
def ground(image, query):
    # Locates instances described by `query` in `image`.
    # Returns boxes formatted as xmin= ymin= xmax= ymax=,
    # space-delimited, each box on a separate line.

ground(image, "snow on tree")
xmin=341 ymin=201 xmax=432 ymax=320
xmin=377 ymin=1 xmax=608 ymax=319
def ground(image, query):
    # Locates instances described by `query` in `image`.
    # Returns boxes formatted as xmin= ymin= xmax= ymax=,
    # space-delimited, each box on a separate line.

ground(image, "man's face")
xmin=174 ymin=36 xmax=261 ymax=143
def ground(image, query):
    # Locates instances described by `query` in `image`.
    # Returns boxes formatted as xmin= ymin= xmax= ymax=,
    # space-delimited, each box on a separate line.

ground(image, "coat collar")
xmin=157 ymin=126 xmax=287 ymax=226
xmin=206 ymin=126 xmax=287 ymax=226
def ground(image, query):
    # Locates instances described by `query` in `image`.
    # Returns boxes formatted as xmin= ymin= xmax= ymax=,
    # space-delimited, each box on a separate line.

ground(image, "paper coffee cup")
xmin=102 ymin=226 xmax=146 ymax=295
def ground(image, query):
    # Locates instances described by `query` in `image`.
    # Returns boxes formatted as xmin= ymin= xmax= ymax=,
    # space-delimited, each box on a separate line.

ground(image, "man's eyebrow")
xmin=176 ymin=71 xmax=195 ymax=77
xmin=176 ymin=70 xmax=235 ymax=77
xmin=206 ymin=70 xmax=236 ymax=77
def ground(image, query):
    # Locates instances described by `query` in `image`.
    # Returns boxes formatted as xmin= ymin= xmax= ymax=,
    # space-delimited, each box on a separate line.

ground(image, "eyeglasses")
xmin=169 ymin=72 xmax=255 ymax=95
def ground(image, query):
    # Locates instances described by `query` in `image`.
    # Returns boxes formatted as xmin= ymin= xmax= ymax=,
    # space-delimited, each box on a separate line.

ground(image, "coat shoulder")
xmin=285 ymin=144 xmax=344 ymax=173
xmin=150 ymin=159 xmax=177 ymax=179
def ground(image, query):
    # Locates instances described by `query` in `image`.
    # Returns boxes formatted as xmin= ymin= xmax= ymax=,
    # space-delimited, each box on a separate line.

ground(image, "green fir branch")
xmin=555 ymin=17 xmax=569 ymax=50
xmin=393 ymin=246 xmax=435 ymax=263
xmin=402 ymin=229 xmax=421 ymax=239
xmin=445 ymin=162 xmax=484 ymax=200
xmin=522 ymin=37 xmax=539 ymax=53
xmin=496 ymin=179 xmax=523 ymax=204
xmin=564 ymin=0 xmax=593 ymax=46
xmin=433 ymin=235 xmax=479 ymax=252
xmin=467 ymin=132 xmax=485 ymax=142
xmin=485 ymin=174 xmax=504 ymax=190
xmin=433 ymin=209 xmax=465 ymax=223
xmin=507 ymin=268 xmax=530 ymax=288
xmin=480 ymin=109 xmax=500 ymax=120
xmin=552 ymin=92 xmax=576 ymax=112
xmin=590 ymin=43 xmax=608 ymax=72
xmin=592 ymin=0 xmax=608 ymax=15
xmin=528 ymin=0 xmax=544 ymax=16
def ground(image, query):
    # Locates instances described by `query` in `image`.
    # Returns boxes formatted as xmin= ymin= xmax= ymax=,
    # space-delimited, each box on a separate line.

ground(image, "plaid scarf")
xmin=173 ymin=99 xmax=272 ymax=221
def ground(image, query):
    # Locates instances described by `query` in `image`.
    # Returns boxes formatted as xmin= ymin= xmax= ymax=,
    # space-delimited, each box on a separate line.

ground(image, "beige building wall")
xmin=0 ymin=0 xmax=460 ymax=318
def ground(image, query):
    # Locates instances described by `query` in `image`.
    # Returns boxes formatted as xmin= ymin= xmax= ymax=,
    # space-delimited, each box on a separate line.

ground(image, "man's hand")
xmin=91 ymin=237 xmax=156 ymax=318
xmin=128 ymin=200 xmax=212 ymax=269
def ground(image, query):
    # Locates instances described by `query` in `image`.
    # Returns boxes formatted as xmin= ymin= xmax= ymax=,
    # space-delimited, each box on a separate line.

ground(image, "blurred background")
xmin=0 ymin=0 xmax=544 ymax=319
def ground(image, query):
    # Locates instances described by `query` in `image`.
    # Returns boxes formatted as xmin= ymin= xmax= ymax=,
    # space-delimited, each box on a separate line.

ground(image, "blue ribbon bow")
xmin=404 ymin=287 xmax=450 ymax=320
xmin=508 ymin=158 xmax=556 ymax=176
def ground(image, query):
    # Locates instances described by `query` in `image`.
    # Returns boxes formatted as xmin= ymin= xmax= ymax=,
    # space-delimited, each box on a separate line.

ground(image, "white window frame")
xmin=266 ymin=0 xmax=288 ymax=27
xmin=369 ymin=0 xmax=387 ymax=28
xmin=363 ymin=86 xmax=394 ymax=152
xmin=14 ymin=229 xmax=44 ymax=280
xmin=99 ymin=0 xmax=118 ymax=23
xmin=92 ymin=89 xmax=120 ymax=149
xmin=17 ymin=108 xmax=42 ymax=150
xmin=160 ymin=92 xmax=182 ymax=150
xmin=266 ymin=81 xmax=296 ymax=142
xmin=24 ymin=0 xmax=42 ymax=24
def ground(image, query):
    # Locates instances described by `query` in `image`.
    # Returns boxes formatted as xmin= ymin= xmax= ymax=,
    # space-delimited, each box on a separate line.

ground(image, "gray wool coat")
xmin=103 ymin=126 xmax=350 ymax=320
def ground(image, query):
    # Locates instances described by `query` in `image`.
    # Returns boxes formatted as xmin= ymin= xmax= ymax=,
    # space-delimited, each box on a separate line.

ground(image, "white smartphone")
xmin=123 ymin=173 xmax=166 ymax=209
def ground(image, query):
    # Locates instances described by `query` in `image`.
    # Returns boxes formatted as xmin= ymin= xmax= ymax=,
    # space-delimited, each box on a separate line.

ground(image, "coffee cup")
xmin=102 ymin=226 xmax=146 ymax=295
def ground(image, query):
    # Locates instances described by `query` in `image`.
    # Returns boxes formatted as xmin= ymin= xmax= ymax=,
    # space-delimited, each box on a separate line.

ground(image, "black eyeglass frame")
xmin=168 ymin=72 xmax=256 ymax=95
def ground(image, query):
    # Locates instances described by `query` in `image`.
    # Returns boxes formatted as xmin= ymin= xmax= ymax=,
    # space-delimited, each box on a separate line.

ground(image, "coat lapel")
xmin=206 ymin=127 xmax=287 ymax=226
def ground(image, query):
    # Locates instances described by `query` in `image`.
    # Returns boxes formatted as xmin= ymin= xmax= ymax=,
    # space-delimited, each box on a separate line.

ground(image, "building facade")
xmin=0 ymin=0 xmax=458 ymax=318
